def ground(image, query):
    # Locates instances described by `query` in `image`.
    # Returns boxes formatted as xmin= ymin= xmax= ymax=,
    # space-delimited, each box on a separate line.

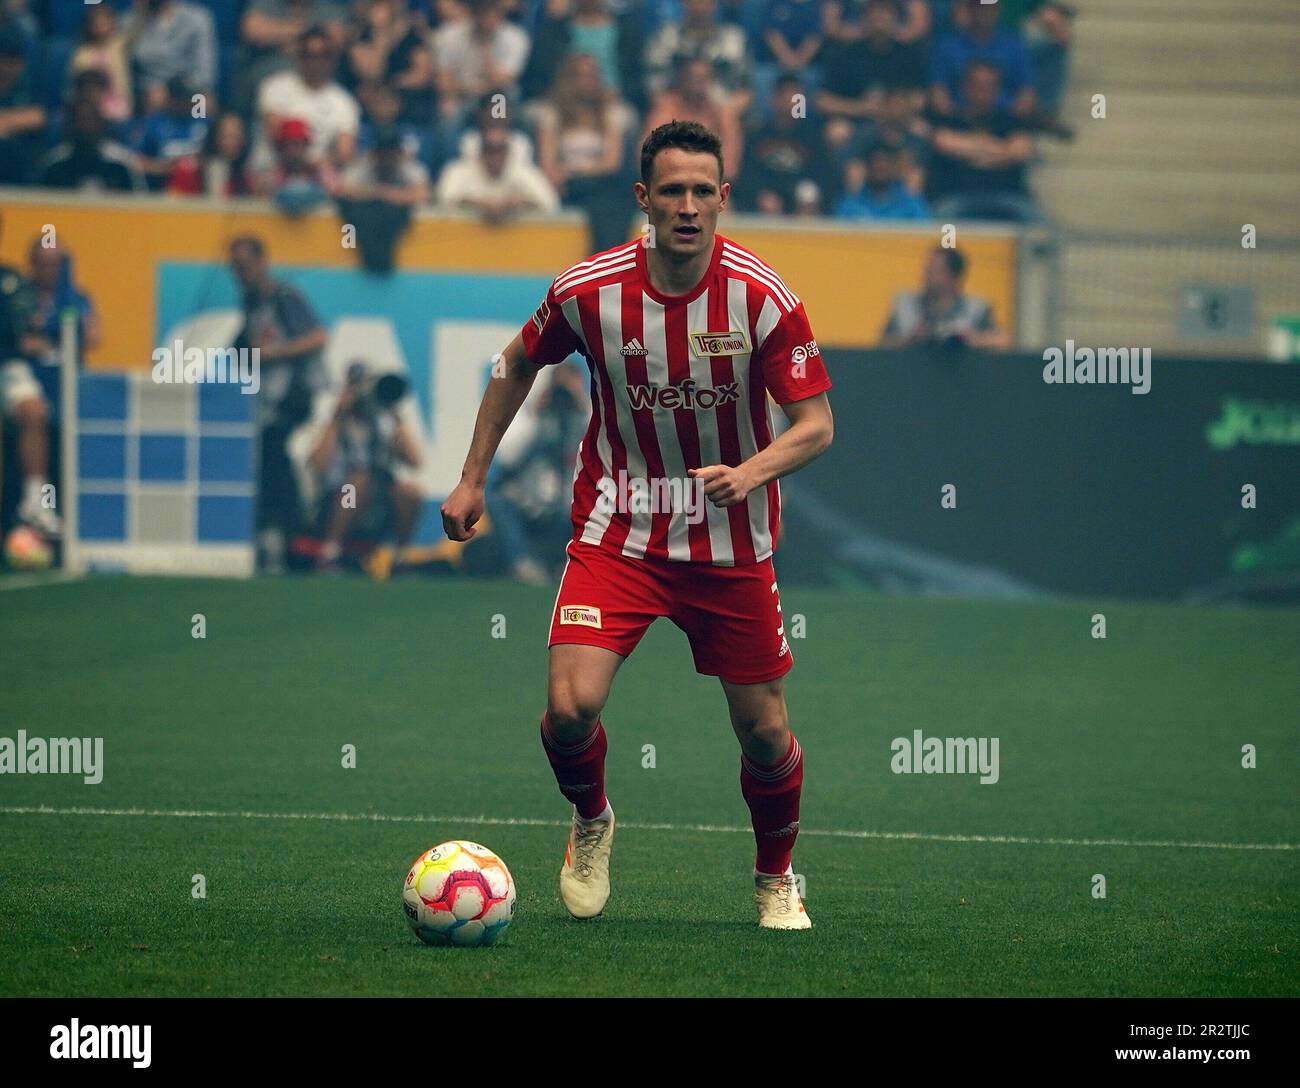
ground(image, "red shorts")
xmin=547 ymin=540 xmax=794 ymax=685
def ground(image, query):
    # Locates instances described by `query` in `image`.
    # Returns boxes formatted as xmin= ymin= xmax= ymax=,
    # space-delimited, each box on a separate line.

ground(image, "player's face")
xmin=637 ymin=149 xmax=729 ymax=260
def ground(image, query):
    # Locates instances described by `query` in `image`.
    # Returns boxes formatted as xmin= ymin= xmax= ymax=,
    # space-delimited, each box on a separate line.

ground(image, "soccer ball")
xmin=4 ymin=526 xmax=52 ymax=572
xmin=402 ymin=840 xmax=516 ymax=947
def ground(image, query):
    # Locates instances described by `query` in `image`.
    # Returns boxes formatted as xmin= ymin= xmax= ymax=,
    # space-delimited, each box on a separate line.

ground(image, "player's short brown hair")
xmin=640 ymin=120 xmax=724 ymax=186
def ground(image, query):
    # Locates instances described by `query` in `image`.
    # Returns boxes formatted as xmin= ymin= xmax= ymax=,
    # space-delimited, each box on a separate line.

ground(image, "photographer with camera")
xmin=299 ymin=360 xmax=423 ymax=574
xmin=879 ymin=246 xmax=1011 ymax=352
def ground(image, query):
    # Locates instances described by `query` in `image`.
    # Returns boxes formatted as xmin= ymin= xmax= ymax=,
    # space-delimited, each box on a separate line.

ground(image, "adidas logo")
xmin=620 ymin=337 xmax=648 ymax=356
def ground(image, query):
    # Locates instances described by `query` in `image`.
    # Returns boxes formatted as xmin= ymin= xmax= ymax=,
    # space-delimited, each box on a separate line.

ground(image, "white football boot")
xmin=559 ymin=808 xmax=615 ymax=919
xmin=755 ymin=870 xmax=812 ymax=930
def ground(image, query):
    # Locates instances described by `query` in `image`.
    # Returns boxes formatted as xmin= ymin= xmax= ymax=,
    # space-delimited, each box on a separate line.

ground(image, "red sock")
xmin=740 ymin=734 xmax=803 ymax=875
xmin=540 ymin=712 xmax=609 ymax=819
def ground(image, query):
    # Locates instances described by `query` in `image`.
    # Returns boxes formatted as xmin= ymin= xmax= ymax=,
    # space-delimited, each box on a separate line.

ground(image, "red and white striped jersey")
xmin=519 ymin=233 xmax=831 ymax=566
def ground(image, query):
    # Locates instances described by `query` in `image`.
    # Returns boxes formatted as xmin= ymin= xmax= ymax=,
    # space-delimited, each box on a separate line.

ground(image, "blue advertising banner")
xmin=156 ymin=263 xmax=558 ymax=545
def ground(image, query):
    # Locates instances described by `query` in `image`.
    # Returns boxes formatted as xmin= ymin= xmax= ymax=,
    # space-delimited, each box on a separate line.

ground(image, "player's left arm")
xmin=693 ymin=299 xmax=834 ymax=507
xmin=691 ymin=392 xmax=833 ymax=508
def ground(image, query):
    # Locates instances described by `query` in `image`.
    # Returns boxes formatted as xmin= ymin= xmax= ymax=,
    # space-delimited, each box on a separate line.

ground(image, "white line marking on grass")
xmin=0 ymin=572 xmax=85 ymax=592
xmin=0 ymin=805 xmax=1295 ymax=851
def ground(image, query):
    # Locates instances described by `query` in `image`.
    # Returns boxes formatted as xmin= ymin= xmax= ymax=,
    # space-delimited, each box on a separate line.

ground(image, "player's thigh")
xmin=720 ymin=675 xmax=789 ymax=744
xmin=674 ymin=559 xmax=793 ymax=688
xmin=547 ymin=642 xmax=625 ymax=737
xmin=546 ymin=542 xmax=670 ymax=734
xmin=547 ymin=542 xmax=668 ymax=717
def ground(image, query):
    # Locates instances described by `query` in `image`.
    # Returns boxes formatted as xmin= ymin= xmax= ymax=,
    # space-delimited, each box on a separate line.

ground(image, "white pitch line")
xmin=0 ymin=805 xmax=1295 ymax=852
xmin=0 ymin=572 xmax=85 ymax=592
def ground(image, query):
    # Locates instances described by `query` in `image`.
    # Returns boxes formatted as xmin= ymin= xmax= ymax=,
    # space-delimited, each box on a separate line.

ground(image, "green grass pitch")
xmin=1 ymin=574 xmax=1296 ymax=996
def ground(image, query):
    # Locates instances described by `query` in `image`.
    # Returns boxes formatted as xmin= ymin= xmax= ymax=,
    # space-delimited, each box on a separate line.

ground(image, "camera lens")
xmin=374 ymin=373 xmax=409 ymax=407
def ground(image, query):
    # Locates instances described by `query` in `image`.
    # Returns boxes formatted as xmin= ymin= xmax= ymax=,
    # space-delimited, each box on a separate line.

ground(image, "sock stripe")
xmin=742 ymin=736 xmax=801 ymax=782
xmin=541 ymin=714 xmax=602 ymax=756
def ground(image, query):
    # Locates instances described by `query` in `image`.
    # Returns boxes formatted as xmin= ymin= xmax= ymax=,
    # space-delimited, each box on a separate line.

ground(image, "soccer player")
xmin=441 ymin=121 xmax=834 ymax=929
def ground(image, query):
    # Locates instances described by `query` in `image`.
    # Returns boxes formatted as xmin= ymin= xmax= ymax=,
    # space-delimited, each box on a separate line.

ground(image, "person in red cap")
xmin=252 ymin=116 xmax=337 ymax=214
xmin=277 ymin=116 xmax=312 ymax=145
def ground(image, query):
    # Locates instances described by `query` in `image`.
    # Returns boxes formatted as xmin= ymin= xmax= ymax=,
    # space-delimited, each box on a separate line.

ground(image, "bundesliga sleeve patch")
xmin=559 ymin=605 xmax=603 ymax=629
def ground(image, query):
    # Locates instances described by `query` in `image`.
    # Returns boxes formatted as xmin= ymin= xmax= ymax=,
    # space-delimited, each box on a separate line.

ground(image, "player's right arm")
xmin=443 ymin=277 xmax=583 ymax=541
xmin=440 ymin=331 xmax=543 ymax=541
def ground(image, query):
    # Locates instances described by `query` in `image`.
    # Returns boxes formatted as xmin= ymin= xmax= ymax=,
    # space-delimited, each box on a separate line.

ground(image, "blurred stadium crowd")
xmin=0 ymin=0 xmax=1074 ymax=246
xmin=1 ymin=0 xmax=1075 ymax=579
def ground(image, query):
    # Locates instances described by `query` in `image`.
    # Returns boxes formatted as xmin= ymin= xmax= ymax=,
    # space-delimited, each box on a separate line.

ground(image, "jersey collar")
xmin=637 ymin=232 xmax=723 ymax=307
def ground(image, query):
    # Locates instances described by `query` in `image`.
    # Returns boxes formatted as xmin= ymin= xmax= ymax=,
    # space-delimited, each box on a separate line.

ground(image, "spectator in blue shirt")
xmin=133 ymin=77 xmax=212 ymax=191
xmin=0 ymin=235 xmax=100 ymax=540
xmin=23 ymin=237 xmax=101 ymax=400
xmin=753 ymin=0 xmax=822 ymax=119
xmin=0 ymin=23 xmax=43 ymax=185
xmin=834 ymin=144 xmax=930 ymax=220
xmin=930 ymin=0 xmax=1035 ymax=117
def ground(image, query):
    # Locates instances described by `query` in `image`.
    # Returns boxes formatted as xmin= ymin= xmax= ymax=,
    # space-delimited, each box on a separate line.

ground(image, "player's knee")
xmin=729 ymin=683 xmax=789 ymax=741
xmin=546 ymin=688 xmax=604 ymax=741
xmin=742 ymin=714 xmax=790 ymax=753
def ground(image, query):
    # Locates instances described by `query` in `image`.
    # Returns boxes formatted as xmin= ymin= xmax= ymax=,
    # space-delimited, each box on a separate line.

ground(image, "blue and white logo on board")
xmin=75 ymin=371 xmax=256 ymax=575
xmin=156 ymin=263 xmax=559 ymax=547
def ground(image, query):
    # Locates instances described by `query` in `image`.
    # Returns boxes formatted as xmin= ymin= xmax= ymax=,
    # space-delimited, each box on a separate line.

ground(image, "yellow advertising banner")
xmin=0 ymin=195 xmax=1017 ymax=367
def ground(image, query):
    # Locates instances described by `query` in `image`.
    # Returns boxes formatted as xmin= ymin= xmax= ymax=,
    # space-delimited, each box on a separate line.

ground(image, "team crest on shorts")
xmin=689 ymin=330 xmax=750 ymax=357
xmin=559 ymin=605 xmax=603 ymax=629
